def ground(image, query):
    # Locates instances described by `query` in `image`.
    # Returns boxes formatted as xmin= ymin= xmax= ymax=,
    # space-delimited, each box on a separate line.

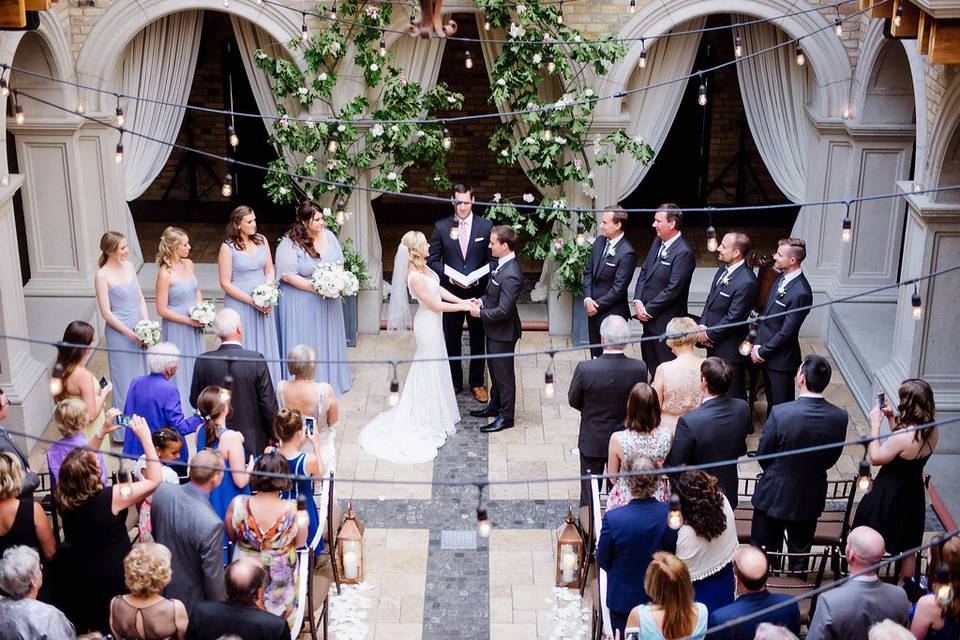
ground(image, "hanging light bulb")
xmin=556 ymin=2 xmax=563 ymax=24
xmin=256 ymin=0 xmax=262 ymax=5
xmin=477 ymin=506 xmax=492 ymax=538
xmin=638 ymin=40 xmax=647 ymax=69
xmin=668 ymin=494 xmax=683 ymax=530
xmin=464 ymin=50 xmax=473 ymax=69
xmin=76 ymin=102 xmax=84 ymax=115
xmin=221 ymin=173 xmax=233 ymax=198
xmin=936 ymin=562 xmax=955 ymax=606
xmin=544 ymin=371 xmax=555 ymax=399
xmin=629 ymin=0 xmax=636 ymax=13
xmin=795 ymin=46 xmax=805 ymax=66
xmin=14 ymin=98 xmax=23 ymax=125
xmin=483 ymin=14 xmax=491 ymax=31
xmin=706 ymin=225 xmax=718 ymax=252
xmin=842 ymin=215 xmax=852 ymax=243
xmin=115 ymin=141 xmax=124 ymax=164
xmin=442 ymin=128 xmax=452 ymax=150
xmin=221 ymin=375 xmax=234 ymax=404
xmin=329 ymin=2 xmax=337 ymax=19
xmin=894 ymin=1 xmax=903 ymax=27
xmin=543 ymin=123 xmax=553 ymax=141
xmin=0 ymin=76 xmax=9 ymax=97
xmin=328 ymin=132 xmax=339 ymax=153
xmin=223 ymin=0 xmax=229 ymax=8
xmin=228 ymin=125 xmax=239 ymax=148
xmin=115 ymin=104 xmax=124 ymax=127
xmin=388 ymin=365 xmax=400 ymax=406
xmin=0 ymin=175 xmax=8 ymax=187
xmin=335 ymin=199 xmax=346 ymax=225
xmin=698 ymin=80 xmax=707 ymax=107
xmin=547 ymin=53 xmax=557 ymax=74
xmin=117 ymin=469 xmax=132 ymax=499
xmin=734 ymin=34 xmax=743 ymax=58
xmin=738 ymin=326 xmax=758 ymax=357
xmin=835 ymin=18 xmax=843 ymax=37
xmin=49 ymin=363 xmax=65 ymax=397
xmin=296 ymin=494 xmax=310 ymax=530
xmin=842 ymin=106 xmax=851 ymax=119
xmin=857 ymin=456 xmax=873 ymax=492
xmin=575 ymin=224 xmax=586 ymax=246
xmin=301 ymin=15 xmax=310 ymax=43
xmin=912 ymin=284 xmax=923 ymax=320
xmin=379 ymin=39 xmax=387 ymax=57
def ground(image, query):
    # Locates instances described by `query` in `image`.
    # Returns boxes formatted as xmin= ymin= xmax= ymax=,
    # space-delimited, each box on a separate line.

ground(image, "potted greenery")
xmin=341 ymin=238 xmax=369 ymax=347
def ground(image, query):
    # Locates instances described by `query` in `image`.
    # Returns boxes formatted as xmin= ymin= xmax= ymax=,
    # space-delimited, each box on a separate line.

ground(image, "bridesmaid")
xmin=94 ymin=231 xmax=148 ymax=416
xmin=275 ymin=200 xmax=352 ymax=394
xmin=155 ymin=226 xmax=204 ymax=411
xmin=218 ymin=206 xmax=283 ymax=386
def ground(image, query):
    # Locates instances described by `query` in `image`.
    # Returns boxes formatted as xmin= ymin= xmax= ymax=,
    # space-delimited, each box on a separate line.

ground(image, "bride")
xmin=358 ymin=231 xmax=475 ymax=464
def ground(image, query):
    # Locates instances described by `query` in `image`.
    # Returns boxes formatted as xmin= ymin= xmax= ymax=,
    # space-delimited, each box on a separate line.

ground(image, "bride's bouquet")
xmin=133 ymin=320 xmax=161 ymax=349
xmin=311 ymin=263 xmax=359 ymax=298
xmin=189 ymin=299 xmax=216 ymax=331
xmin=251 ymin=282 xmax=281 ymax=309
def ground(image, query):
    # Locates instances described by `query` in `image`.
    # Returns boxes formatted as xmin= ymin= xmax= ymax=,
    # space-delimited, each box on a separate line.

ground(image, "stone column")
xmin=339 ymin=174 xmax=382 ymax=335
xmin=0 ymin=175 xmax=51 ymax=450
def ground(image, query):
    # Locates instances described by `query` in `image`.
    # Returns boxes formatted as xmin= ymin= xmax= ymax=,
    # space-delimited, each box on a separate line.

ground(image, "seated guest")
xmin=150 ymin=450 xmax=227 ymax=609
xmin=651 ymin=316 xmax=704 ymax=436
xmin=597 ymin=456 xmax=679 ymax=638
xmin=754 ymin=623 xmax=799 ymax=640
xmin=110 ymin=543 xmax=188 ymax=640
xmin=47 ymin=398 xmax=119 ymax=484
xmin=910 ymin=536 xmax=960 ymax=639
xmin=132 ymin=428 xmax=182 ymax=543
xmin=226 ymin=453 xmax=306 ymax=627
xmin=0 ymin=453 xmax=56 ymax=561
xmin=56 ymin=416 xmax=161 ymax=634
xmin=670 ymin=470 xmax=738 ymax=612
xmin=0 ymin=389 xmax=39 ymax=497
xmin=626 ymin=551 xmax=708 ymax=638
xmin=123 ymin=343 xmax=204 ymax=473
xmin=666 ymin=357 xmax=751 ymax=507
xmin=0 ymin=546 xmax=75 ymax=639
xmin=807 ymin=526 xmax=910 ymax=640
xmin=274 ymin=409 xmax=324 ymax=553
xmin=186 ymin=559 xmax=288 ymax=640
xmin=869 ymin=619 xmax=916 ymax=640
xmin=607 ymin=382 xmax=671 ymax=509
xmin=278 ymin=344 xmax=340 ymax=473
xmin=708 ymin=546 xmax=801 ymax=639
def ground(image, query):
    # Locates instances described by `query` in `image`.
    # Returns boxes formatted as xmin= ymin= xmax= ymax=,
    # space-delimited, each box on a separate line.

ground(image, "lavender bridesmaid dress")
xmin=223 ymin=241 xmax=283 ymax=385
xmin=275 ymin=230 xmax=352 ymax=394
xmin=161 ymin=275 xmax=204 ymax=410
xmin=105 ymin=279 xmax=147 ymax=413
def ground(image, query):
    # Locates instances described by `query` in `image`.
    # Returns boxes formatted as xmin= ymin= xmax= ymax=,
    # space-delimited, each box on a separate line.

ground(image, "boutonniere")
xmin=659 ymin=248 xmax=669 ymax=260
xmin=720 ymin=275 xmax=731 ymax=287
xmin=776 ymin=285 xmax=786 ymax=299
xmin=606 ymin=244 xmax=616 ymax=258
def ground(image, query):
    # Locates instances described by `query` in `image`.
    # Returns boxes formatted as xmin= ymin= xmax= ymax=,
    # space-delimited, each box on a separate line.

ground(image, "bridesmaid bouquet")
xmin=341 ymin=270 xmax=360 ymax=297
xmin=134 ymin=320 xmax=161 ymax=349
xmin=311 ymin=263 xmax=347 ymax=298
xmin=189 ymin=300 xmax=217 ymax=331
xmin=251 ymin=282 xmax=281 ymax=309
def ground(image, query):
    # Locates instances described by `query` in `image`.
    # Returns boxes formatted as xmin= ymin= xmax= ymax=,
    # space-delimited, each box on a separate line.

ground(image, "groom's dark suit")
xmin=700 ymin=263 xmax=759 ymax=400
xmin=479 ymin=256 xmax=523 ymax=424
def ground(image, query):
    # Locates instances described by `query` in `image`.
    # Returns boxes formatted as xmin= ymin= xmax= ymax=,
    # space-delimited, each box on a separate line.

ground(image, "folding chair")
xmin=580 ymin=472 xmax=608 ymax=597
xmin=734 ymin=475 xmax=762 ymax=543
xmin=765 ymin=548 xmax=830 ymax=627
xmin=812 ymin=478 xmax=857 ymax=577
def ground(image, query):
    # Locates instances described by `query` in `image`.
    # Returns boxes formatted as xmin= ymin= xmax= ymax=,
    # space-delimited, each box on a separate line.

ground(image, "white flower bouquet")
xmin=189 ymin=299 xmax=216 ymax=331
xmin=251 ymin=282 xmax=281 ymax=309
xmin=311 ymin=263 xmax=346 ymax=298
xmin=341 ymin=270 xmax=360 ymax=297
xmin=133 ymin=320 xmax=161 ymax=348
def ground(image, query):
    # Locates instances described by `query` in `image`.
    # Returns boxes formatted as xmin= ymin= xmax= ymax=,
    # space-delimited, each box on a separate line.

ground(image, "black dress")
xmin=59 ymin=486 xmax=130 ymax=634
xmin=0 ymin=497 xmax=40 ymax=556
xmin=853 ymin=445 xmax=933 ymax=553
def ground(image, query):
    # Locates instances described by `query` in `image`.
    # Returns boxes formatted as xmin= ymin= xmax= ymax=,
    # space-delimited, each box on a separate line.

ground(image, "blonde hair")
xmin=54 ymin=398 xmax=88 ymax=437
xmin=98 ymin=231 xmax=126 ymax=268
xmin=401 ymin=230 xmax=428 ymax=271
xmin=123 ymin=543 xmax=173 ymax=596
xmin=644 ymin=552 xmax=697 ymax=639
xmin=286 ymin=344 xmax=317 ymax=379
xmin=156 ymin=226 xmax=189 ymax=270
xmin=0 ymin=453 xmax=25 ymax=500
xmin=665 ymin=316 xmax=699 ymax=351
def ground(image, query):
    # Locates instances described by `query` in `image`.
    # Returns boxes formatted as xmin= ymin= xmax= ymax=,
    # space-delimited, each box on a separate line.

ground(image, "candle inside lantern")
xmin=342 ymin=539 xmax=361 ymax=580
xmin=560 ymin=544 xmax=577 ymax=583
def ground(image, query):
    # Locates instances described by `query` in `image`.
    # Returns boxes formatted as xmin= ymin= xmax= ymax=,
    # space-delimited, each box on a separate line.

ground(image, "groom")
xmin=469 ymin=225 xmax=522 ymax=433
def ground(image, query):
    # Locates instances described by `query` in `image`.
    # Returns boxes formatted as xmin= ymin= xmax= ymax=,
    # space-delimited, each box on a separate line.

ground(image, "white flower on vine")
xmin=278 ymin=186 xmax=289 ymax=195
xmin=318 ymin=72 xmax=328 ymax=82
xmin=553 ymin=237 xmax=564 ymax=250
xmin=524 ymin=136 xmax=536 ymax=145
xmin=532 ymin=53 xmax=542 ymax=64
xmin=387 ymin=171 xmax=397 ymax=180
xmin=573 ymin=159 xmax=582 ymax=171
xmin=573 ymin=35 xmax=582 ymax=43
xmin=593 ymin=140 xmax=601 ymax=155
xmin=279 ymin=115 xmax=290 ymax=128
xmin=588 ymin=170 xmax=595 ymax=179
xmin=527 ymin=102 xmax=539 ymax=111
xmin=508 ymin=22 xmax=525 ymax=38
xmin=584 ymin=89 xmax=594 ymax=97
xmin=493 ymin=193 xmax=502 ymax=203
xmin=305 ymin=155 xmax=315 ymax=164
xmin=337 ymin=124 xmax=346 ymax=132
xmin=446 ymin=96 xmax=457 ymax=104
xmin=555 ymin=136 xmax=567 ymax=145
xmin=330 ymin=41 xmax=341 ymax=53
xmin=553 ymin=198 xmax=567 ymax=209
xmin=322 ymin=207 xmax=332 ymax=217
xmin=256 ymin=51 xmax=268 ymax=60
xmin=327 ymin=159 xmax=337 ymax=169
xmin=522 ymin=193 xmax=535 ymax=203
xmin=398 ymin=74 xmax=407 ymax=86
xmin=298 ymin=87 xmax=309 ymax=96
xmin=371 ymin=124 xmax=384 ymax=137
xmin=496 ymin=78 xmax=507 ymax=87
xmin=416 ymin=130 xmax=425 ymax=138
xmin=633 ymin=134 xmax=645 ymax=146
xmin=516 ymin=3 xmax=527 ymax=13
xmin=500 ymin=149 xmax=509 ymax=157
xmin=370 ymin=63 xmax=379 ymax=71
xmin=365 ymin=5 xmax=379 ymax=18
xmin=305 ymin=119 xmax=315 ymax=128
xmin=390 ymin=124 xmax=399 ymax=133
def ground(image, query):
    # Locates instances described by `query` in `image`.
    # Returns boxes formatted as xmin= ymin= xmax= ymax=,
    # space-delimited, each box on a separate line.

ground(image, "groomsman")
xmin=751 ymin=238 xmax=812 ymax=411
xmin=698 ymin=231 xmax=759 ymax=400
xmin=428 ymin=184 xmax=494 ymax=403
xmin=632 ymin=204 xmax=696 ymax=376
xmin=470 ymin=226 xmax=522 ymax=433
xmin=583 ymin=207 xmax=636 ymax=358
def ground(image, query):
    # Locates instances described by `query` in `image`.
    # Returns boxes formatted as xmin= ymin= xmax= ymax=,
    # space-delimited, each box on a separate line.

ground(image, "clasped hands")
xmin=465 ymin=298 xmax=483 ymax=318
xmin=632 ymin=300 xmax=652 ymax=322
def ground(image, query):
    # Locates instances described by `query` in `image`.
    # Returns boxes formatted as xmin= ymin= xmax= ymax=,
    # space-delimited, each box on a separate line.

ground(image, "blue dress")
xmin=634 ymin=602 xmax=708 ymax=639
xmin=105 ymin=279 xmax=147 ymax=413
xmin=281 ymin=452 xmax=324 ymax=555
xmin=275 ymin=232 xmax=352 ymax=395
xmin=198 ymin=423 xmax=250 ymax=562
xmin=161 ymin=275 xmax=204 ymax=411
xmin=910 ymin=597 xmax=960 ymax=640
xmin=223 ymin=240 xmax=283 ymax=386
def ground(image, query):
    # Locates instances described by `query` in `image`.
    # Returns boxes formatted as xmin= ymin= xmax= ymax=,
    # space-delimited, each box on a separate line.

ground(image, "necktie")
xmin=459 ymin=220 xmax=469 ymax=260
xmin=716 ymin=269 xmax=728 ymax=287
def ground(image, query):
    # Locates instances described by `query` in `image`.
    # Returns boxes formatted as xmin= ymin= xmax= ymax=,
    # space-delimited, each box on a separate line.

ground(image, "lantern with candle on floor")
xmin=337 ymin=502 xmax=365 ymax=584
xmin=556 ymin=506 xmax=584 ymax=588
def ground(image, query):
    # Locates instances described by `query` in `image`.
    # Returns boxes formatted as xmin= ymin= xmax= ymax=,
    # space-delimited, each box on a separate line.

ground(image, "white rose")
xmin=371 ymin=123 xmax=384 ymax=137
xmin=573 ymin=35 xmax=582 ymax=43
xmin=524 ymin=136 xmax=535 ymax=144
xmin=447 ymin=96 xmax=457 ymax=104
xmin=322 ymin=207 xmax=332 ymax=217
xmin=633 ymin=135 xmax=645 ymax=145
xmin=330 ymin=41 xmax=341 ymax=53
xmin=387 ymin=172 xmax=397 ymax=180
xmin=555 ymin=136 xmax=567 ymax=145
xmin=319 ymin=72 xmax=328 ymax=81
xmin=278 ymin=186 xmax=289 ymax=195
xmin=256 ymin=51 xmax=267 ymax=60
xmin=532 ymin=53 xmax=542 ymax=64
xmin=416 ymin=130 xmax=425 ymax=138
xmin=493 ymin=193 xmax=502 ymax=202
xmin=497 ymin=78 xmax=507 ymax=87
xmin=522 ymin=193 xmax=535 ymax=203
xmin=390 ymin=124 xmax=399 ymax=133
xmin=370 ymin=63 xmax=379 ymax=71
xmin=508 ymin=22 xmax=525 ymax=38
xmin=338 ymin=124 xmax=346 ymax=132
xmin=516 ymin=3 xmax=526 ymax=12
xmin=305 ymin=155 xmax=315 ymax=163
xmin=584 ymin=89 xmax=594 ymax=97
xmin=500 ymin=149 xmax=509 ymax=157
xmin=298 ymin=87 xmax=309 ymax=95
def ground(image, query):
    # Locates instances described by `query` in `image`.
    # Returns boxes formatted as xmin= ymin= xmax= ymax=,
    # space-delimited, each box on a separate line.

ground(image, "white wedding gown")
xmin=358 ymin=270 xmax=461 ymax=464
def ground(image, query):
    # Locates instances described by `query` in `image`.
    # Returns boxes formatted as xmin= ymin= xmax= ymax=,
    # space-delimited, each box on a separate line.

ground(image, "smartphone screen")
xmin=624 ymin=629 xmax=640 ymax=640
xmin=99 ymin=377 xmax=108 ymax=389
xmin=304 ymin=416 xmax=316 ymax=435
xmin=114 ymin=414 xmax=131 ymax=427
xmin=877 ymin=391 xmax=885 ymax=408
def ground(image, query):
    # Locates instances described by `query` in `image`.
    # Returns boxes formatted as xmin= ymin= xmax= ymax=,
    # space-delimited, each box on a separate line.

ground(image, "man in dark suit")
xmin=667 ymin=357 xmax=751 ymax=507
xmin=469 ymin=225 xmax=522 ymax=433
xmin=190 ymin=308 xmax=278 ymax=456
xmin=186 ymin=558 xmax=288 ymax=640
xmin=708 ymin=546 xmax=802 ymax=639
xmin=751 ymin=354 xmax=848 ymax=561
xmin=698 ymin=231 xmax=760 ymax=400
xmin=583 ymin=206 xmax=636 ymax=358
xmin=568 ymin=314 xmax=648 ymax=507
xmin=151 ymin=449 xmax=227 ymax=610
xmin=428 ymin=183 xmax=494 ymax=402
xmin=597 ymin=456 xmax=678 ymax=638
xmin=751 ymin=238 xmax=813 ymax=412
xmin=632 ymin=203 xmax=696 ymax=376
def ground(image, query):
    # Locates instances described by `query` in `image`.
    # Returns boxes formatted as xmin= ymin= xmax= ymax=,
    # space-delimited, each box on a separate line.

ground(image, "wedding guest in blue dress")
xmin=274 ymin=408 xmax=325 ymax=555
xmin=155 ymin=226 xmax=205 ymax=410
xmin=275 ymin=200 xmax=352 ymax=394
xmin=94 ymin=231 xmax=147 ymax=416
xmin=218 ymin=206 xmax=282 ymax=386
xmin=195 ymin=385 xmax=252 ymax=562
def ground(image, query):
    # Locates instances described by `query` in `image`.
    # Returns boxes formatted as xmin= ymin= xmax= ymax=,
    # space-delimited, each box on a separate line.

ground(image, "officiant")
xmin=428 ymin=183 xmax=495 ymax=403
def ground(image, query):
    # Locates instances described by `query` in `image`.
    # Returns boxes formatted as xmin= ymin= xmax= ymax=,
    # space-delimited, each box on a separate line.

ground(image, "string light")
xmin=117 ymin=469 xmax=132 ymax=499
xmin=49 ymin=363 xmax=64 ymax=397
xmin=734 ymin=34 xmax=743 ymax=58
xmin=835 ymin=5 xmax=843 ymax=36
xmin=464 ymin=50 xmax=473 ymax=69
xmin=547 ymin=53 xmax=557 ymax=74
xmin=388 ymin=363 xmax=400 ymax=407
xmin=936 ymin=559 xmax=954 ymax=606
xmin=115 ymin=97 xmax=124 ymax=126
xmin=706 ymin=224 xmax=717 ymax=252
xmin=115 ymin=139 xmax=124 ymax=164
xmin=894 ymin=0 xmax=903 ymax=28
xmin=221 ymin=173 xmax=233 ymax=198
xmin=335 ymin=198 xmax=346 ymax=225
xmin=556 ymin=1 xmax=563 ymax=24
xmin=543 ymin=123 xmax=553 ymax=141
xmin=223 ymin=0 xmax=229 ymax=8
xmin=842 ymin=203 xmax=852 ymax=243
xmin=857 ymin=453 xmax=872 ymax=492
xmin=301 ymin=14 xmax=310 ymax=43
xmin=638 ymin=39 xmax=647 ymax=69
xmin=228 ymin=125 xmax=239 ymax=148
xmin=76 ymin=102 xmax=84 ymax=114
xmin=483 ymin=14 xmax=491 ymax=31
xmin=629 ymin=0 xmax=636 ymax=14
xmin=14 ymin=96 xmax=24 ymax=125
xmin=220 ymin=375 xmax=234 ymax=403
xmin=379 ymin=39 xmax=387 ymax=57
xmin=738 ymin=325 xmax=758 ymax=357
xmin=668 ymin=494 xmax=683 ymax=530
xmin=441 ymin=127 xmax=452 ymax=150
xmin=328 ymin=131 xmax=339 ymax=153
xmin=0 ymin=75 xmax=8 ymax=97
xmin=912 ymin=284 xmax=923 ymax=320
xmin=698 ymin=77 xmax=707 ymax=107
xmin=575 ymin=224 xmax=586 ymax=246
xmin=476 ymin=484 xmax=492 ymax=538
xmin=329 ymin=2 xmax=337 ymax=20
xmin=795 ymin=45 xmax=805 ymax=66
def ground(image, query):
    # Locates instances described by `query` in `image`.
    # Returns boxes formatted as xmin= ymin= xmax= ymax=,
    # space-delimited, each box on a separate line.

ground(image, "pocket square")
xmin=605 ymin=261 xmax=616 ymax=267
xmin=474 ymin=237 xmax=484 ymax=242
xmin=719 ymin=292 xmax=731 ymax=298
xmin=775 ymin=300 xmax=787 ymax=307
xmin=491 ymin=279 xmax=500 ymax=286
xmin=660 ymin=260 xmax=671 ymax=266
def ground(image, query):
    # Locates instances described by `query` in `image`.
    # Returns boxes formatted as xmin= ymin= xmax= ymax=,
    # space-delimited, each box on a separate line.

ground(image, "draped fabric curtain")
xmin=119 ymin=11 xmax=204 ymax=201
xmin=733 ymin=16 xmax=813 ymax=203
xmin=616 ymin=18 xmax=705 ymax=200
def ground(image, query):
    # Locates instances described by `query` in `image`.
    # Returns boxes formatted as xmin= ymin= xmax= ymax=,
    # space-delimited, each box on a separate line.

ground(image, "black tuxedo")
xmin=632 ymin=235 xmax=696 ymax=375
xmin=479 ymin=257 xmax=522 ymax=421
xmin=756 ymin=272 xmax=812 ymax=410
xmin=700 ymin=263 xmax=760 ymax=400
xmin=583 ymin=235 xmax=637 ymax=358
xmin=428 ymin=214 xmax=495 ymax=389
xmin=189 ymin=343 xmax=278 ymax=456
xmin=568 ymin=352 xmax=649 ymax=506
xmin=186 ymin=600 xmax=288 ymax=640
xmin=751 ymin=396 xmax=848 ymax=556
xmin=666 ymin=396 xmax=751 ymax=507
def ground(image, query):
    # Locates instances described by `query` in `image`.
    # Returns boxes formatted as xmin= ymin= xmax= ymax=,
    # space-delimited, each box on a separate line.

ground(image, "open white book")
xmin=443 ymin=263 xmax=490 ymax=288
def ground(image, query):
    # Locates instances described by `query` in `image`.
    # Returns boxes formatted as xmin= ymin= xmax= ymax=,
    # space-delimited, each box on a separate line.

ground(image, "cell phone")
xmin=624 ymin=629 xmax=640 ymax=640
xmin=99 ymin=376 xmax=108 ymax=390
xmin=303 ymin=416 xmax=316 ymax=435
xmin=877 ymin=391 xmax=886 ymax=409
xmin=114 ymin=414 xmax=131 ymax=427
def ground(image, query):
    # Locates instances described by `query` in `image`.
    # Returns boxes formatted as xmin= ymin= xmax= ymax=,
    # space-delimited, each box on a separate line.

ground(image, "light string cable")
xmin=0 ymin=0 xmax=869 ymax=130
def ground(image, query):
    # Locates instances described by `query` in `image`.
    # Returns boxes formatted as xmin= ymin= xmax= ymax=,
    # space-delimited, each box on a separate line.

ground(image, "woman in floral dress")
xmin=225 ymin=452 xmax=306 ymax=626
xmin=606 ymin=382 xmax=672 ymax=510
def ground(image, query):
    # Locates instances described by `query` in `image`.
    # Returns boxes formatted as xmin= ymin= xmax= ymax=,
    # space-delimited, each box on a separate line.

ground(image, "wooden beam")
xmin=23 ymin=0 xmax=50 ymax=10
xmin=891 ymin=0 xmax=921 ymax=37
xmin=862 ymin=0 xmax=891 ymax=19
xmin=930 ymin=19 xmax=960 ymax=63
xmin=0 ymin=0 xmax=25 ymax=28
xmin=919 ymin=11 xmax=933 ymax=53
